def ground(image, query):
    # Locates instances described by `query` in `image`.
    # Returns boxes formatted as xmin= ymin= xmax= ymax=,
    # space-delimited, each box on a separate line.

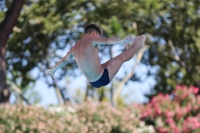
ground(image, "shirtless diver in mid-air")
xmin=46 ymin=24 xmax=146 ymax=88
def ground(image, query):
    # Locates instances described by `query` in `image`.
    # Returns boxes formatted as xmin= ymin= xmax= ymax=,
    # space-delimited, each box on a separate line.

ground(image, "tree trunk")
xmin=99 ymin=88 xmax=104 ymax=102
xmin=109 ymin=46 xmax=114 ymax=106
xmin=0 ymin=0 xmax=25 ymax=104
xmin=0 ymin=45 xmax=9 ymax=103
xmin=52 ymin=78 xmax=63 ymax=105
xmin=10 ymin=82 xmax=30 ymax=105
xmin=84 ymin=83 xmax=90 ymax=101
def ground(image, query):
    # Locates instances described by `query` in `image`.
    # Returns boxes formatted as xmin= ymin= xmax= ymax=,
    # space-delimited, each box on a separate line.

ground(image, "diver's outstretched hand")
xmin=122 ymin=37 xmax=135 ymax=49
xmin=45 ymin=69 xmax=55 ymax=79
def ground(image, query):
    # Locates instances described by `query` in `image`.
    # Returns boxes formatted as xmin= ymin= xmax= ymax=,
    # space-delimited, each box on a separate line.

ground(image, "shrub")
xmin=76 ymin=102 xmax=155 ymax=133
xmin=138 ymin=85 xmax=200 ymax=133
xmin=0 ymin=102 xmax=155 ymax=133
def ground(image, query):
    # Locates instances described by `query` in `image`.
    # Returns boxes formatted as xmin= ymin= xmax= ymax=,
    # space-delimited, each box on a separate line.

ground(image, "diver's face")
xmin=92 ymin=31 xmax=100 ymax=37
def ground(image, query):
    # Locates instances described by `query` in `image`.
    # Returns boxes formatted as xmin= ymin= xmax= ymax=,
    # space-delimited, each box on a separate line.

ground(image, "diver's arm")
xmin=92 ymin=37 xmax=134 ymax=49
xmin=46 ymin=51 xmax=73 ymax=78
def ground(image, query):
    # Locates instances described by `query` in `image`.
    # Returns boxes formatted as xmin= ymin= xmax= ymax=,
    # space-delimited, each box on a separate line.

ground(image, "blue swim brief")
xmin=89 ymin=68 xmax=110 ymax=88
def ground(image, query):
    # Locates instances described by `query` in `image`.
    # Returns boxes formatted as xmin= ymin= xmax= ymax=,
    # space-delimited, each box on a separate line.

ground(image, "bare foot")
xmin=138 ymin=34 xmax=146 ymax=48
xmin=129 ymin=34 xmax=146 ymax=52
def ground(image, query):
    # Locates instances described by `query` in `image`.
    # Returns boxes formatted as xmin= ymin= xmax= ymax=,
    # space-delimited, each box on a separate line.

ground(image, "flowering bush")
xmin=0 ymin=102 xmax=155 ymax=133
xmin=76 ymin=102 xmax=155 ymax=133
xmin=0 ymin=104 xmax=84 ymax=133
xmin=138 ymin=85 xmax=200 ymax=133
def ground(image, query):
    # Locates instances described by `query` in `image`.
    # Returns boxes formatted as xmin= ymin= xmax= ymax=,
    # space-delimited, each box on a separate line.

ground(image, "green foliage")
xmin=0 ymin=102 xmax=155 ymax=133
xmin=5 ymin=0 xmax=84 ymax=90
xmin=135 ymin=0 xmax=200 ymax=94
xmin=139 ymin=85 xmax=200 ymax=133
xmin=105 ymin=16 xmax=126 ymax=37
xmin=0 ymin=11 xmax=4 ymax=22
xmin=2 ymin=0 xmax=200 ymax=101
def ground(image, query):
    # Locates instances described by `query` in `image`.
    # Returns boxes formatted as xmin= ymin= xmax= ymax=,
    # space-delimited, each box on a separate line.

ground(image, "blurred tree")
xmin=5 ymin=0 xmax=87 ymax=104
xmin=132 ymin=0 xmax=200 ymax=97
xmin=3 ymin=0 xmax=200 ymax=104
xmin=0 ymin=0 xmax=25 ymax=104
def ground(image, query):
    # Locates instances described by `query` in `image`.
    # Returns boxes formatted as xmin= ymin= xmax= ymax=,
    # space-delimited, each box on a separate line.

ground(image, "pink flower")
xmin=194 ymin=122 xmax=200 ymax=129
xmin=155 ymin=105 xmax=162 ymax=115
xmin=158 ymin=127 xmax=168 ymax=133
xmin=191 ymin=86 xmax=199 ymax=94
xmin=176 ymin=111 xmax=183 ymax=119
xmin=194 ymin=88 xmax=199 ymax=94
xmin=176 ymin=85 xmax=182 ymax=90
xmin=186 ymin=104 xmax=192 ymax=112
xmin=183 ymin=117 xmax=200 ymax=131
xmin=166 ymin=117 xmax=174 ymax=124
xmin=197 ymin=95 xmax=200 ymax=104
xmin=166 ymin=111 xmax=175 ymax=117
xmin=141 ymin=112 xmax=149 ymax=118
xmin=182 ymin=107 xmax=188 ymax=114
xmin=172 ymin=127 xmax=180 ymax=133
xmin=193 ymin=105 xmax=198 ymax=110
xmin=151 ymin=97 xmax=157 ymax=104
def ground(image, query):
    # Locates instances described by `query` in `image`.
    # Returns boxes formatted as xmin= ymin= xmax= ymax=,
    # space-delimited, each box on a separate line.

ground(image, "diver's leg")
xmin=101 ymin=35 xmax=146 ymax=81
